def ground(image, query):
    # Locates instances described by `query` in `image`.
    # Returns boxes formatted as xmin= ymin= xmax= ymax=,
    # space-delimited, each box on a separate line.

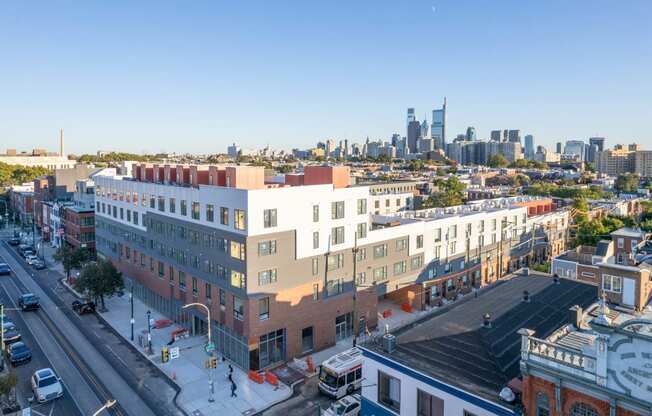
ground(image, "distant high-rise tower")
xmin=508 ymin=130 xmax=521 ymax=143
xmin=407 ymin=120 xmax=422 ymax=154
xmin=490 ymin=130 xmax=502 ymax=142
xmin=407 ymin=108 xmax=416 ymax=125
xmin=466 ymin=127 xmax=477 ymax=141
xmin=589 ymin=137 xmax=605 ymax=152
xmin=420 ymin=118 xmax=429 ymax=139
xmin=588 ymin=137 xmax=606 ymax=163
xmin=556 ymin=142 xmax=563 ymax=154
xmin=59 ymin=128 xmax=65 ymax=157
xmin=524 ymin=135 xmax=535 ymax=159
xmin=430 ymin=97 xmax=447 ymax=150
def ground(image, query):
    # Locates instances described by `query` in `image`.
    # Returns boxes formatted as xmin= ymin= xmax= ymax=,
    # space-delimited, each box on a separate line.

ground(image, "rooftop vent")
xmin=381 ymin=333 xmax=396 ymax=354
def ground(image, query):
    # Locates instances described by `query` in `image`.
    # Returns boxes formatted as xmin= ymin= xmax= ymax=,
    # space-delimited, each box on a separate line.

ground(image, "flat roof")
xmin=364 ymin=273 xmax=597 ymax=405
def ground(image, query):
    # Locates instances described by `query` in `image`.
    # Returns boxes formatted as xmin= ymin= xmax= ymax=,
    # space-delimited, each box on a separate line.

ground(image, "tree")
xmin=488 ymin=153 xmax=509 ymax=168
xmin=277 ymin=164 xmax=294 ymax=174
xmin=615 ymin=173 xmax=640 ymax=193
xmin=53 ymin=246 xmax=92 ymax=279
xmin=75 ymin=259 xmax=124 ymax=311
xmin=572 ymin=198 xmax=589 ymax=224
xmin=435 ymin=167 xmax=446 ymax=177
xmin=407 ymin=160 xmax=424 ymax=172
xmin=422 ymin=177 xmax=466 ymax=208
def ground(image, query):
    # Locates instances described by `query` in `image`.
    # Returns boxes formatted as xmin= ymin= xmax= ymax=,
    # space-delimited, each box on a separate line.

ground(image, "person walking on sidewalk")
xmin=230 ymin=380 xmax=237 ymax=398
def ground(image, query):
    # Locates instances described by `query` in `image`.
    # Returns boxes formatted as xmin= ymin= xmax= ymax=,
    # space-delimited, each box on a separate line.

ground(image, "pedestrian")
xmin=228 ymin=372 xmax=233 ymax=383
xmin=228 ymin=364 xmax=233 ymax=375
xmin=230 ymin=381 xmax=237 ymax=398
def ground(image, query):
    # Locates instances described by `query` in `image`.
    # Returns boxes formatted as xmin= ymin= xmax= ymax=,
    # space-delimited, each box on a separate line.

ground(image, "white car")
xmin=25 ymin=255 xmax=38 ymax=265
xmin=324 ymin=394 xmax=361 ymax=416
xmin=31 ymin=368 xmax=64 ymax=403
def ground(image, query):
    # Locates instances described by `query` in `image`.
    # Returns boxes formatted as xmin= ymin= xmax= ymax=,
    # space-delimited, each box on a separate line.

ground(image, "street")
xmin=0 ymin=240 xmax=173 ymax=416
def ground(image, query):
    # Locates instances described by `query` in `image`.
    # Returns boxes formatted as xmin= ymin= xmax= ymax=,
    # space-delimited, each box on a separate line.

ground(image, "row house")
xmin=94 ymin=164 xmax=569 ymax=371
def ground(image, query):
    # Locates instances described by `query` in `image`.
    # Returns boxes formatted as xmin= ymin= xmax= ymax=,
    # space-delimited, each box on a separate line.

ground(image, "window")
xmin=158 ymin=261 xmax=164 ymax=277
xmin=491 ymin=218 xmax=497 ymax=231
xmin=205 ymin=283 xmax=212 ymax=300
xmin=149 ymin=195 xmax=155 ymax=209
xmin=357 ymin=199 xmax=367 ymax=215
xmin=313 ymin=205 xmax=319 ymax=222
xmin=385 ymin=199 xmax=390 ymax=207
xmin=231 ymin=270 xmax=246 ymax=289
xmin=327 ymin=253 xmax=344 ymax=270
xmin=356 ymin=272 xmax=366 ymax=285
xmin=313 ymin=232 xmax=319 ymax=249
xmin=449 ymin=241 xmax=457 ymax=255
xmin=126 ymin=210 xmax=131 ymax=222
xmin=396 ymin=238 xmax=408 ymax=251
xmin=617 ymin=238 xmax=624 ymax=248
xmin=331 ymin=201 xmax=344 ymax=219
xmin=536 ymin=392 xmax=550 ymax=416
xmin=158 ymin=196 xmax=165 ymax=212
xmin=326 ymin=279 xmax=343 ymax=296
xmin=569 ymin=403 xmax=598 ymax=416
xmin=191 ymin=202 xmax=200 ymax=220
xmin=312 ymin=283 xmax=319 ymax=301
xmin=411 ymin=255 xmax=423 ymax=270
xmin=219 ymin=289 xmax=225 ymax=306
xmin=374 ymin=244 xmax=387 ymax=258
xmin=233 ymin=297 xmax=244 ymax=320
xmin=434 ymin=245 xmax=441 ymax=259
xmin=463 ymin=412 xmax=478 ymax=416
xmin=259 ymin=297 xmax=269 ymax=320
xmin=602 ymin=274 xmax=622 ymax=293
xmin=119 ymin=207 xmax=124 ymax=220
xmin=417 ymin=389 xmax=444 ymax=416
xmin=417 ymin=234 xmax=423 ymax=249
xmin=375 ymin=200 xmax=380 ymax=209
xmin=312 ymin=258 xmax=319 ymax=275
xmin=220 ymin=207 xmax=229 ymax=225
xmin=434 ymin=228 xmax=441 ymax=242
xmin=258 ymin=240 xmax=277 ymax=256
xmin=230 ymin=241 xmax=245 ymax=261
xmin=169 ymin=197 xmax=176 ymax=213
xmin=373 ymin=266 xmax=388 ymax=282
xmin=378 ymin=371 xmax=400 ymax=413
xmin=258 ymin=269 xmax=277 ymax=286
xmin=178 ymin=271 xmax=186 ymax=289
xmin=180 ymin=200 xmax=187 ymax=216
xmin=263 ymin=209 xmax=277 ymax=228
xmin=393 ymin=261 xmax=407 ymax=275
xmin=449 ymin=225 xmax=457 ymax=239
xmin=206 ymin=204 xmax=214 ymax=222
xmin=356 ymin=223 xmax=367 ymax=239
xmin=234 ymin=209 xmax=246 ymax=230
xmin=192 ymin=277 xmax=198 ymax=295
xmin=356 ymin=248 xmax=366 ymax=261
xmin=331 ymin=226 xmax=345 ymax=245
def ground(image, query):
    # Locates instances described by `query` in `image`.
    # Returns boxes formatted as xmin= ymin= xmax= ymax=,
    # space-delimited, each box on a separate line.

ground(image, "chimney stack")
xmin=59 ymin=128 xmax=65 ymax=157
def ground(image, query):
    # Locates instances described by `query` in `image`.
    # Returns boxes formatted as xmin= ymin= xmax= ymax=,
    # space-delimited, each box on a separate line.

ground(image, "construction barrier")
xmin=382 ymin=309 xmax=393 ymax=318
xmin=248 ymin=370 xmax=264 ymax=384
xmin=154 ymin=319 xmax=173 ymax=329
xmin=401 ymin=303 xmax=413 ymax=313
xmin=264 ymin=370 xmax=279 ymax=387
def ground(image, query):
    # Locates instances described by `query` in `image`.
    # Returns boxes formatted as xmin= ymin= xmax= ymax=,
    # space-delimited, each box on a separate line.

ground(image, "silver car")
xmin=31 ymin=368 xmax=64 ymax=403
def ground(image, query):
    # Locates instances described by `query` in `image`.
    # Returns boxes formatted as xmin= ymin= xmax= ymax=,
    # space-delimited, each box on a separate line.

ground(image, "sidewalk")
xmin=100 ymin=294 xmax=292 ymax=416
xmin=40 ymin=243 xmax=292 ymax=416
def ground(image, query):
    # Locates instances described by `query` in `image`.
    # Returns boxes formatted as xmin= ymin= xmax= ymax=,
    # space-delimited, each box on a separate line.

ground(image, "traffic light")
xmin=209 ymin=357 xmax=217 ymax=368
xmin=161 ymin=346 xmax=169 ymax=363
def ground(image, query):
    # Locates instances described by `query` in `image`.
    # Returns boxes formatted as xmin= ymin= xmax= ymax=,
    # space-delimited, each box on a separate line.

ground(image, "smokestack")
xmin=59 ymin=128 xmax=64 ymax=157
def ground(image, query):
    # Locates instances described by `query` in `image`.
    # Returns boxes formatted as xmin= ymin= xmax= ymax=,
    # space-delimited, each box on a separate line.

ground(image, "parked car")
xmin=18 ymin=293 xmax=40 ymax=311
xmin=71 ymin=300 xmax=96 ymax=315
xmin=19 ymin=246 xmax=35 ymax=258
xmin=31 ymin=368 xmax=64 ymax=403
xmin=2 ymin=322 xmax=21 ymax=344
xmin=25 ymin=255 xmax=38 ymax=265
xmin=323 ymin=394 xmax=361 ymax=416
xmin=0 ymin=263 xmax=10 ymax=276
xmin=31 ymin=260 xmax=46 ymax=270
xmin=5 ymin=342 xmax=32 ymax=366
xmin=8 ymin=238 xmax=20 ymax=246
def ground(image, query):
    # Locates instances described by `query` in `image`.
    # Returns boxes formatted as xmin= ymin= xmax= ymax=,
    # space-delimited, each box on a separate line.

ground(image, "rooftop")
xmin=364 ymin=273 xmax=597 ymax=405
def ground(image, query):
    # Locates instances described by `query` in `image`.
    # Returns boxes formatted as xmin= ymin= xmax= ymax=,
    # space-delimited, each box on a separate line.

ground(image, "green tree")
xmin=53 ymin=246 xmax=92 ymax=279
xmin=572 ymin=198 xmax=589 ymax=224
xmin=422 ymin=177 xmax=466 ymax=208
xmin=277 ymin=164 xmax=294 ymax=174
xmin=75 ymin=259 xmax=124 ymax=311
xmin=407 ymin=160 xmax=424 ymax=172
xmin=614 ymin=173 xmax=640 ymax=193
xmin=435 ymin=167 xmax=446 ymax=176
xmin=488 ymin=153 xmax=509 ymax=168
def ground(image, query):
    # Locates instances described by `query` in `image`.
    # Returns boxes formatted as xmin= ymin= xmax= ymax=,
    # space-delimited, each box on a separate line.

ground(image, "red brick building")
xmin=62 ymin=206 xmax=96 ymax=252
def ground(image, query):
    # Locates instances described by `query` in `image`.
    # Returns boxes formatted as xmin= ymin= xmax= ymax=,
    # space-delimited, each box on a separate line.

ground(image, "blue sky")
xmin=1 ymin=0 xmax=650 ymax=155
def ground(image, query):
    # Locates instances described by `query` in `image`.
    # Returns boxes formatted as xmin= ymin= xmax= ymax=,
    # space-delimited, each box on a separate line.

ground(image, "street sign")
xmin=170 ymin=346 xmax=180 ymax=360
xmin=204 ymin=342 xmax=215 ymax=354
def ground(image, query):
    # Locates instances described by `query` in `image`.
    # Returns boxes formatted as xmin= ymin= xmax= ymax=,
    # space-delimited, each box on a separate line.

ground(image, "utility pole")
xmin=352 ymin=233 xmax=359 ymax=346
xmin=130 ymin=281 xmax=134 ymax=341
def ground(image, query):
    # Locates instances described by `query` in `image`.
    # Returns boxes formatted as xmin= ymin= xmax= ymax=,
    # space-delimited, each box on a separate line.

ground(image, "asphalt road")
xmin=1 ymin=239 xmax=184 ymax=416
xmin=0 ymin=271 xmax=83 ymax=416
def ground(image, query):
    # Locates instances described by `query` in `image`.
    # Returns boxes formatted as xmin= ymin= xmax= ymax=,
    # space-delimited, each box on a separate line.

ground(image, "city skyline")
xmin=1 ymin=1 xmax=650 ymax=154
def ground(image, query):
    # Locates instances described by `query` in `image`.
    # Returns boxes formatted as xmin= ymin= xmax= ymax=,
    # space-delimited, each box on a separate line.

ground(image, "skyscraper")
xmin=587 ymin=137 xmax=606 ymax=163
xmin=524 ymin=135 xmax=535 ymax=159
xmin=564 ymin=140 xmax=586 ymax=161
xmin=490 ymin=130 xmax=502 ymax=142
xmin=556 ymin=142 xmax=563 ymax=154
xmin=430 ymin=98 xmax=447 ymax=150
xmin=508 ymin=130 xmax=521 ymax=143
xmin=420 ymin=119 xmax=429 ymax=139
xmin=466 ymin=127 xmax=477 ymax=141
xmin=407 ymin=120 xmax=421 ymax=154
xmin=407 ymin=108 xmax=416 ymax=125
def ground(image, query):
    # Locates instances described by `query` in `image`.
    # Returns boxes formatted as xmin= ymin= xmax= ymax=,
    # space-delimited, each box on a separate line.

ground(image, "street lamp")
xmin=92 ymin=399 xmax=117 ymax=416
xmin=182 ymin=302 xmax=215 ymax=403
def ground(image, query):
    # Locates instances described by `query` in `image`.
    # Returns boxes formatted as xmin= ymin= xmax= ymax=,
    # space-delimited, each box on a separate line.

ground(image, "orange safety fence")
xmin=248 ymin=370 xmax=264 ymax=384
